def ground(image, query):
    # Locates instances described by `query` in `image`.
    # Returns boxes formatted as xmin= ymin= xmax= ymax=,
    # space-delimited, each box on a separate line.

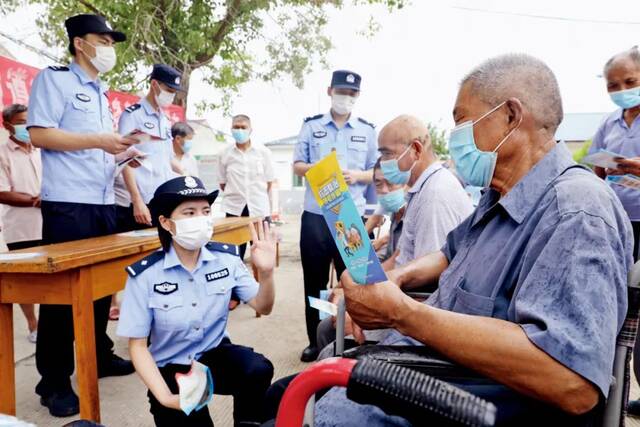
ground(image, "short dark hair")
xmin=232 ymin=114 xmax=251 ymax=125
xmin=2 ymin=104 xmax=28 ymax=123
xmin=171 ymin=121 xmax=194 ymax=139
xmin=372 ymin=157 xmax=383 ymax=181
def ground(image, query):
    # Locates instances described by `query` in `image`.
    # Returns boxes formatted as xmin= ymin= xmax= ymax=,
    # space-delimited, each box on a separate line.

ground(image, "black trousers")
xmin=6 ymin=239 xmax=43 ymax=250
xmin=116 ymin=204 xmax=148 ymax=233
xmin=300 ymin=211 xmax=346 ymax=348
xmin=35 ymin=201 xmax=117 ymax=396
xmin=148 ymin=338 xmax=274 ymax=427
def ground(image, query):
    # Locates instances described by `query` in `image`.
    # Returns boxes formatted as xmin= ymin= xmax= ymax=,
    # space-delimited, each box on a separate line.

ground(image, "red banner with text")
xmin=0 ymin=55 xmax=185 ymax=126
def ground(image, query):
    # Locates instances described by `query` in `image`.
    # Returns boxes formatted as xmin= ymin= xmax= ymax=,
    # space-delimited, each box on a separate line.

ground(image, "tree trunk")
xmin=173 ymin=65 xmax=192 ymax=114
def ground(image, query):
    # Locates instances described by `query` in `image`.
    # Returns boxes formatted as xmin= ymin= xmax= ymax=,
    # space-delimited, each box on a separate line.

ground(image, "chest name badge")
xmin=313 ymin=131 xmax=327 ymax=139
xmin=153 ymin=282 xmax=178 ymax=295
xmin=75 ymin=93 xmax=91 ymax=103
xmin=144 ymin=122 xmax=155 ymax=129
xmin=351 ymin=136 xmax=366 ymax=143
xmin=206 ymin=268 xmax=229 ymax=282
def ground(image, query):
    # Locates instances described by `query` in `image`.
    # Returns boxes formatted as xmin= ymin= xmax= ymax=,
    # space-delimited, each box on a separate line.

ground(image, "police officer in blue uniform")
xmin=292 ymin=70 xmax=379 ymax=361
xmin=26 ymin=14 xmax=136 ymax=416
xmin=117 ymin=176 xmax=277 ymax=426
xmin=116 ymin=64 xmax=183 ymax=232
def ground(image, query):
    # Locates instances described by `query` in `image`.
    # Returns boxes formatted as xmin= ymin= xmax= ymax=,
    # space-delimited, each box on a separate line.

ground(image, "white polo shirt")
xmin=217 ymin=143 xmax=275 ymax=217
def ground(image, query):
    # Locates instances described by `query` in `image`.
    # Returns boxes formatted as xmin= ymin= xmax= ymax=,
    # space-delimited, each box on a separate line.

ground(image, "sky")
xmin=1 ymin=0 xmax=640 ymax=143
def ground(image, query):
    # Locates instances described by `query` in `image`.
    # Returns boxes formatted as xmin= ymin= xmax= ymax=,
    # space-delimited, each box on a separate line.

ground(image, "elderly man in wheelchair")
xmin=270 ymin=53 xmax=636 ymax=427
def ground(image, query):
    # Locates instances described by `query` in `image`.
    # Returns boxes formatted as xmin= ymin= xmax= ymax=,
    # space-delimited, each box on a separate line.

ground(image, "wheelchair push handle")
xmin=275 ymin=357 xmax=496 ymax=427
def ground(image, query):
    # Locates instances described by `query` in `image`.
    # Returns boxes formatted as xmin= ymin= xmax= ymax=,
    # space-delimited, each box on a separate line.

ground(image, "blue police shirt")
xmin=293 ymin=113 xmax=378 ymax=215
xmin=117 ymin=243 xmax=259 ymax=367
xmin=118 ymin=98 xmax=176 ymax=204
xmin=589 ymin=109 xmax=640 ymax=221
xmin=314 ymin=142 xmax=633 ymax=425
xmin=27 ymin=61 xmax=116 ymax=204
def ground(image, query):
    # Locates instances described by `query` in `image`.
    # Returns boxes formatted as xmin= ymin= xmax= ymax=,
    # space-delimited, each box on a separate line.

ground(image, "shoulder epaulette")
xmin=358 ymin=117 xmax=375 ymax=128
xmin=124 ymin=103 xmax=141 ymax=113
xmin=206 ymin=241 xmax=240 ymax=257
xmin=48 ymin=66 xmax=69 ymax=72
xmin=304 ymin=114 xmax=324 ymax=123
xmin=125 ymin=250 xmax=164 ymax=277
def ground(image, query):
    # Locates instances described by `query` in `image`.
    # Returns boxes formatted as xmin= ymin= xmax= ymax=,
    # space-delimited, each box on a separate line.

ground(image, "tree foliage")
xmin=1 ymin=0 xmax=406 ymax=113
xmin=428 ymin=122 xmax=448 ymax=158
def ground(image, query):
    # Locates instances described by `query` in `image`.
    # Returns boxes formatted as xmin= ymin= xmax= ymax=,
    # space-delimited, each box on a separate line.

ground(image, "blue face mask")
xmin=448 ymin=101 xmax=519 ymax=188
xmin=609 ymin=86 xmax=640 ymax=109
xmin=380 ymin=145 xmax=415 ymax=185
xmin=12 ymin=124 xmax=30 ymax=144
xmin=232 ymin=129 xmax=250 ymax=144
xmin=379 ymin=188 xmax=406 ymax=213
xmin=182 ymin=139 xmax=193 ymax=153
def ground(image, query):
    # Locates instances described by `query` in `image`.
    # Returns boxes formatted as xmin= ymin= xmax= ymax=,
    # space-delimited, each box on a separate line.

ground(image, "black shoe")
xmin=98 ymin=354 xmax=135 ymax=378
xmin=300 ymin=346 xmax=319 ymax=362
xmin=628 ymin=399 xmax=640 ymax=417
xmin=40 ymin=390 xmax=79 ymax=417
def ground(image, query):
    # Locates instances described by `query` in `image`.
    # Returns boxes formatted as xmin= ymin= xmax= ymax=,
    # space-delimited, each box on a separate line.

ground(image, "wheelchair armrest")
xmin=342 ymin=344 xmax=494 ymax=383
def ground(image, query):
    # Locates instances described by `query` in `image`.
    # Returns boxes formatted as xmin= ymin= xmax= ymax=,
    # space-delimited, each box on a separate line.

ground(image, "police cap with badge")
xmin=65 ymin=14 xmax=126 ymax=43
xmin=330 ymin=69 xmax=361 ymax=91
xmin=150 ymin=176 xmax=219 ymax=219
xmin=150 ymin=64 xmax=185 ymax=92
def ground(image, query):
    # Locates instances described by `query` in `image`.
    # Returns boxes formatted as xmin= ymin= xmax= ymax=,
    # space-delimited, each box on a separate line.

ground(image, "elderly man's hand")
xmin=341 ymin=270 xmax=412 ymax=330
xmin=614 ymin=157 xmax=640 ymax=176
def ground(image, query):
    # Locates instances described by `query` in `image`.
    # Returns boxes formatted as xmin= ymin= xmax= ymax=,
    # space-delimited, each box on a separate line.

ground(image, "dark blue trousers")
xmin=35 ymin=201 xmax=117 ymax=396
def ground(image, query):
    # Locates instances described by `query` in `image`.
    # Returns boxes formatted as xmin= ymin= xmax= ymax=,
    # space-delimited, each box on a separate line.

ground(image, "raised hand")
xmin=249 ymin=221 xmax=277 ymax=273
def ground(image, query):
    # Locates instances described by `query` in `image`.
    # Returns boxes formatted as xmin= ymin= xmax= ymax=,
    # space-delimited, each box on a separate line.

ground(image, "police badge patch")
xmin=205 ymin=268 xmax=230 ymax=282
xmin=75 ymin=93 xmax=91 ymax=102
xmin=313 ymin=131 xmax=327 ymax=138
xmin=153 ymin=282 xmax=178 ymax=295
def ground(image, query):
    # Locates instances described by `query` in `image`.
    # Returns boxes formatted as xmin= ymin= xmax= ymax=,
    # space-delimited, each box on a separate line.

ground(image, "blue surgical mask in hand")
xmin=175 ymin=360 xmax=214 ymax=416
xmin=380 ymin=145 xmax=415 ymax=185
xmin=232 ymin=129 xmax=250 ymax=144
xmin=448 ymin=101 xmax=519 ymax=188
xmin=609 ymin=86 xmax=640 ymax=109
xmin=12 ymin=124 xmax=31 ymax=144
xmin=379 ymin=188 xmax=406 ymax=213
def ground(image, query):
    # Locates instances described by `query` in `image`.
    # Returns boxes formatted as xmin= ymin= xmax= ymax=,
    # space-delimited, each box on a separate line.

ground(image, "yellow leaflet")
xmin=305 ymin=152 xmax=349 ymax=208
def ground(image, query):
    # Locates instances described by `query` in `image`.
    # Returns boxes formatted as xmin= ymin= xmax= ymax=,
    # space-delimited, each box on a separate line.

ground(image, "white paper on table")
xmin=118 ymin=230 xmax=158 ymax=237
xmin=0 ymin=252 xmax=42 ymax=261
xmin=607 ymin=174 xmax=640 ymax=190
xmin=582 ymin=150 xmax=626 ymax=169
xmin=308 ymin=296 xmax=338 ymax=316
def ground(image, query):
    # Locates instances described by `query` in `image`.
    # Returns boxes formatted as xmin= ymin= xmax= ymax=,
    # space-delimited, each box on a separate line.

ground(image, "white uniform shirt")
xmin=217 ymin=143 xmax=275 ymax=217
xmin=178 ymin=153 xmax=199 ymax=178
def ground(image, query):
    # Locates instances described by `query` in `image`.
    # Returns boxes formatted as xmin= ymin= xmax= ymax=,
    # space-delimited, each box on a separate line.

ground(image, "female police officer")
xmin=117 ymin=175 xmax=276 ymax=426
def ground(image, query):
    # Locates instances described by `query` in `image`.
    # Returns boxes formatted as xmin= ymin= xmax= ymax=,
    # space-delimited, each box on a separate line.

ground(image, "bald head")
xmin=379 ymin=115 xmax=430 ymax=151
xmin=378 ymin=114 xmax=434 ymax=186
xmin=460 ymin=53 xmax=563 ymax=134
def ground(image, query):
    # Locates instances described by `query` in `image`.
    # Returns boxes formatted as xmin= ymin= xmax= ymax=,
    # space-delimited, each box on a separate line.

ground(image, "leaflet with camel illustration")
xmin=306 ymin=152 xmax=387 ymax=285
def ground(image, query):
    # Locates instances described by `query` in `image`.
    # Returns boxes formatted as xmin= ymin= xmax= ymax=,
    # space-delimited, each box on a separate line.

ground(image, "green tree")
xmin=427 ymin=122 xmax=448 ymax=158
xmin=573 ymin=139 xmax=592 ymax=163
xmin=2 ymin=0 xmax=406 ymax=113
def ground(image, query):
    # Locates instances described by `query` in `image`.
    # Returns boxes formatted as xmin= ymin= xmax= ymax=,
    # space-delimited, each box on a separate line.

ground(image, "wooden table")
xmin=0 ymin=216 xmax=257 ymax=422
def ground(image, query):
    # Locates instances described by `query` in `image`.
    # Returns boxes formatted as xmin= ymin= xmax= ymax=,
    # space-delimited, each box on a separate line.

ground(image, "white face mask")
xmin=155 ymin=85 xmax=176 ymax=107
xmin=170 ymin=214 xmax=213 ymax=250
xmin=82 ymin=41 xmax=117 ymax=74
xmin=331 ymin=93 xmax=357 ymax=115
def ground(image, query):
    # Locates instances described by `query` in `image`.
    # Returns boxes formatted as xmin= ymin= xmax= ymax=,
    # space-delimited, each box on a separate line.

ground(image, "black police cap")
xmin=150 ymin=176 xmax=218 ymax=217
xmin=65 ymin=14 xmax=126 ymax=43
xmin=330 ymin=70 xmax=361 ymax=91
xmin=150 ymin=64 xmax=185 ymax=91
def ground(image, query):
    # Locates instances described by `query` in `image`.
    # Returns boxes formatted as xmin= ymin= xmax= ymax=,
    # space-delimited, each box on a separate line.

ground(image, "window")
xmin=293 ymin=173 xmax=305 ymax=188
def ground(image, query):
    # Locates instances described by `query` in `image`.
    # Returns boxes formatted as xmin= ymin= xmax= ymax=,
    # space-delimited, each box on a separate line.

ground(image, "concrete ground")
xmin=6 ymin=215 xmax=640 ymax=426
